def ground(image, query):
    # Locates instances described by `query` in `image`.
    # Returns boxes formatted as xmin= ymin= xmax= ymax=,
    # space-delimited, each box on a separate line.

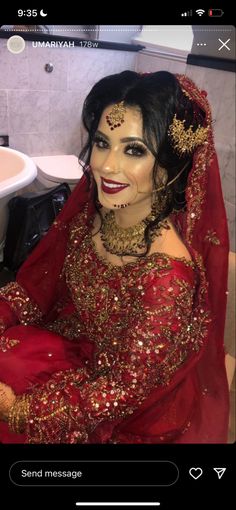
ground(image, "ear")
xmin=155 ymin=165 xmax=168 ymax=186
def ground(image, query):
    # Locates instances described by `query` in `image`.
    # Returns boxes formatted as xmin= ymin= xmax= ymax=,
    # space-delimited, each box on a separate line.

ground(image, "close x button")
xmin=9 ymin=460 xmax=179 ymax=486
xmin=218 ymin=38 xmax=231 ymax=51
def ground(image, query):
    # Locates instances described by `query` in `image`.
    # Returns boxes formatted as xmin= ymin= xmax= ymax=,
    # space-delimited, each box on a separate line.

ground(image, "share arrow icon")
xmin=213 ymin=467 xmax=226 ymax=479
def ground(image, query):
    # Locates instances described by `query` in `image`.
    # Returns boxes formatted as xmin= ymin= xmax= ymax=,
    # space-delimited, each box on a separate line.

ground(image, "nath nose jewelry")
xmin=106 ymin=101 xmax=126 ymax=130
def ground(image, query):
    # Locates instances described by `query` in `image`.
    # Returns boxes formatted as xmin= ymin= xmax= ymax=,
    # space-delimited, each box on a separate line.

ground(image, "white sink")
xmin=0 ymin=147 xmax=37 ymax=262
xmin=0 ymin=146 xmax=37 ymax=199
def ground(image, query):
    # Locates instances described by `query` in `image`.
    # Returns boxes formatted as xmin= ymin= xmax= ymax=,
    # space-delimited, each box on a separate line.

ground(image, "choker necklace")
xmin=100 ymin=209 xmax=168 ymax=256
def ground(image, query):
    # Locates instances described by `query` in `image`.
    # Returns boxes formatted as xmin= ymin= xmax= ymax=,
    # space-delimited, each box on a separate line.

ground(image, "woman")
xmin=0 ymin=71 xmax=229 ymax=443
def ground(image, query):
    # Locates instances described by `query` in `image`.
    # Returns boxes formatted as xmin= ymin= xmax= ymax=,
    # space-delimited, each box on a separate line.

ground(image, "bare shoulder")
xmin=151 ymin=219 xmax=192 ymax=262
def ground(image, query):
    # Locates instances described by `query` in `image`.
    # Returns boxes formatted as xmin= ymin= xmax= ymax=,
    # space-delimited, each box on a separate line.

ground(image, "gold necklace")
xmin=100 ymin=209 xmax=168 ymax=255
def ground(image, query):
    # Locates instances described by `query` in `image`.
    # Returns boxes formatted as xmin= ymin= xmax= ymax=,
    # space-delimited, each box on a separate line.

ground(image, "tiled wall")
xmin=136 ymin=52 xmax=235 ymax=251
xmin=0 ymin=38 xmax=235 ymax=249
xmin=0 ymin=38 xmax=136 ymax=157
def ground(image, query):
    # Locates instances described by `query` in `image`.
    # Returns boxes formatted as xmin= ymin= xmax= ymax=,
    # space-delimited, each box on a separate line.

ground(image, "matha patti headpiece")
xmin=106 ymin=101 xmax=126 ymax=130
xmin=168 ymin=114 xmax=209 ymax=155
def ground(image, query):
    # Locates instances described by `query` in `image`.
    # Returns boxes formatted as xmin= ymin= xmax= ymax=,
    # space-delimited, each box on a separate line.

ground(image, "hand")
xmin=0 ymin=382 xmax=16 ymax=421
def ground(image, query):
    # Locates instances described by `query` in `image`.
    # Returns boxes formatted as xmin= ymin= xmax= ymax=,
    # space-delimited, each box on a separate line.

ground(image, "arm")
xmin=0 ymin=282 xmax=42 ymax=333
xmin=0 ymin=300 xmax=19 ymax=334
xmin=6 ymin=268 xmax=210 ymax=443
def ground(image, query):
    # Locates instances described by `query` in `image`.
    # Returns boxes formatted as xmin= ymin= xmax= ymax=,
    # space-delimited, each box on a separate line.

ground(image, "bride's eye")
xmin=93 ymin=136 xmax=109 ymax=149
xmin=125 ymin=143 xmax=147 ymax=157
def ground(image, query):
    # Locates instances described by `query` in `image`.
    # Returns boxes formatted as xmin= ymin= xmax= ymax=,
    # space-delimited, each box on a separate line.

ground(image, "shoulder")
xmin=142 ymin=257 xmax=196 ymax=310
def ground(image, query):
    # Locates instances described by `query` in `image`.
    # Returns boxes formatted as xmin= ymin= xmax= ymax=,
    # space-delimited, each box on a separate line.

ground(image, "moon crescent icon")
xmin=40 ymin=9 xmax=48 ymax=17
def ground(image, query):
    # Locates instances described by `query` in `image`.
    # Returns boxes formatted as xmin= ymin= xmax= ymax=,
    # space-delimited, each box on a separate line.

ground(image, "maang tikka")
xmin=106 ymin=101 xmax=126 ymax=130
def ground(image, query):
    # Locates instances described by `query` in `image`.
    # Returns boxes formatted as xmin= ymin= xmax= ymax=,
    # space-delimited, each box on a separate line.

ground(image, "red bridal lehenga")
xmin=0 ymin=76 xmax=229 ymax=444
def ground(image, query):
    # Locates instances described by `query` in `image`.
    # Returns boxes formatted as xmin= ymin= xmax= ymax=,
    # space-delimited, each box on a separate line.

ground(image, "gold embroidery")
xmin=46 ymin=314 xmax=86 ymax=340
xmin=0 ymin=282 xmax=42 ymax=325
xmin=25 ymin=368 xmax=87 ymax=443
xmin=0 ymin=336 xmax=20 ymax=352
xmin=0 ymin=318 xmax=6 ymax=334
xmin=63 ymin=209 xmax=209 ymax=384
xmin=65 ymin=210 xmax=177 ymax=348
xmin=204 ymin=230 xmax=220 ymax=245
xmin=175 ymin=75 xmax=215 ymax=245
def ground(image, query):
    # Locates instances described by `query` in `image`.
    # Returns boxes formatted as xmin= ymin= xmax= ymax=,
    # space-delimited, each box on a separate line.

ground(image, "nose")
xmin=101 ymin=149 xmax=120 ymax=174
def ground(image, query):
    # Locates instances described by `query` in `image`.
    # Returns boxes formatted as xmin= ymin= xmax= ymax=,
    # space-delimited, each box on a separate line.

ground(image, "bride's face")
xmin=90 ymin=104 xmax=156 ymax=209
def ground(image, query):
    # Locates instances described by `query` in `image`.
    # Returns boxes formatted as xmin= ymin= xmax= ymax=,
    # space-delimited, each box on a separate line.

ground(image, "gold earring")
xmin=150 ymin=187 xmax=168 ymax=221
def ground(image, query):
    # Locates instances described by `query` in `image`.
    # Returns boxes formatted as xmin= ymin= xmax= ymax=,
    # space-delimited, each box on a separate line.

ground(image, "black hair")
xmin=79 ymin=70 xmax=206 ymax=257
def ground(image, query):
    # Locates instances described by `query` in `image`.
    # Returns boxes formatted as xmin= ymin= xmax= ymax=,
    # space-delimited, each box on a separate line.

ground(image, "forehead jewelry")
xmin=106 ymin=101 xmax=126 ymax=130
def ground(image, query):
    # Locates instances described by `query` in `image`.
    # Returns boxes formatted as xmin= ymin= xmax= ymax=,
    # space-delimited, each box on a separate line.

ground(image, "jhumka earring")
xmin=149 ymin=186 xmax=169 ymax=222
xmin=106 ymin=101 xmax=126 ymax=130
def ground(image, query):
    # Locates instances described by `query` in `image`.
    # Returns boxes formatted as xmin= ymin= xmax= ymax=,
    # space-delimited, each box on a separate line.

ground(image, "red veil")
xmin=1 ymin=75 xmax=230 ymax=443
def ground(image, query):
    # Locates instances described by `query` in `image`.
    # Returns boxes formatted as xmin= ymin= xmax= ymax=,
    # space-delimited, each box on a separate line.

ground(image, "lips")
xmin=101 ymin=177 xmax=130 ymax=194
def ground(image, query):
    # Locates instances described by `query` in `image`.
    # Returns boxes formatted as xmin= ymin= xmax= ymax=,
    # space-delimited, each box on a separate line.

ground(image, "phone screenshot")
xmin=0 ymin=8 xmax=235 ymax=509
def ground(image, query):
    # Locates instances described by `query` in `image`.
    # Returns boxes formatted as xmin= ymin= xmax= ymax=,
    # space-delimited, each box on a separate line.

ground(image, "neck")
xmin=113 ymin=196 xmax=152 ymax=228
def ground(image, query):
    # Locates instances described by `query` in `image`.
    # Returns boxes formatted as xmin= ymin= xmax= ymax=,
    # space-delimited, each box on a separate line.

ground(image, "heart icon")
xmin=189 ymin=467 xmax=203 ymax=480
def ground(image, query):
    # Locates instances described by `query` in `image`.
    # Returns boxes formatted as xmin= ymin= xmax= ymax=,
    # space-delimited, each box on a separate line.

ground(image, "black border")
xmin=187 ymin=53 xmax=236 ymax=72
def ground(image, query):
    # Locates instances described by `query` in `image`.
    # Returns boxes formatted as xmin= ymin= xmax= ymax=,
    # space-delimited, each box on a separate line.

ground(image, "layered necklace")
xmin=100 ymin=208 xmax=169 ymax=256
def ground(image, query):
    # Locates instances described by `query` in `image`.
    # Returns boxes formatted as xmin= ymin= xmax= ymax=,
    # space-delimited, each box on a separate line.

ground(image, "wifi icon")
xmin=196 ymin=9 xmax=205 ymax=16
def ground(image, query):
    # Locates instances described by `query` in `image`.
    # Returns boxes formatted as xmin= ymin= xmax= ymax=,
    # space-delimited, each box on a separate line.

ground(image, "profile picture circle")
xmin=7 ymin=35 xmax=25 ymax=54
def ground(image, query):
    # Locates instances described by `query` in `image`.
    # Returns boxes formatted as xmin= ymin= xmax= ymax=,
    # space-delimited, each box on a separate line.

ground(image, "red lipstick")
xmin=101 ymin=177 xmax=130 ymax=194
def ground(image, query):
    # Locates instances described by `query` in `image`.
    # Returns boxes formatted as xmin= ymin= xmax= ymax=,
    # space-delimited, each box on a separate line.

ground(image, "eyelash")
xmin=125 ymin=142 xmax=147 ymax=157
xmin=93 ymin=137 xmax=108 ymax=149
xmin=93 ymin=137 xmax=147 ymax=158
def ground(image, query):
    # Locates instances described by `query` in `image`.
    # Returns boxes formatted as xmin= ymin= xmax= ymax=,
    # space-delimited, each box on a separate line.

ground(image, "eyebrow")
xmin=95 ymin=130 xmax=146 ymax=145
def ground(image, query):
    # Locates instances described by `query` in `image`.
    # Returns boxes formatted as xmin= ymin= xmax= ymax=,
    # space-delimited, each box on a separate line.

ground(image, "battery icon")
xmin=208 ymin=9 xmax=224 ymax=17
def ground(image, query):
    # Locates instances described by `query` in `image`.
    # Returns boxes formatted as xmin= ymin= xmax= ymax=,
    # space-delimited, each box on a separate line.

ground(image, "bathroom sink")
xmin=0 ymin=147 xmax=37 ymax=262
xmin=0 ymin=146 xmax=37 ymax=199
